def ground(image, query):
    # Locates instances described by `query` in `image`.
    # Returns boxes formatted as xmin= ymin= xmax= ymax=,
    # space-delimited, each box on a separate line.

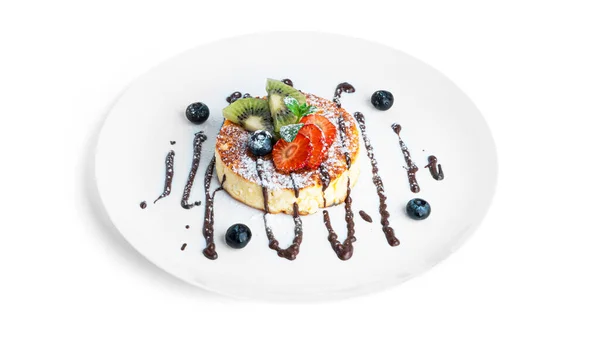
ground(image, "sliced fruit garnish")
xmin=272 ymin=133 xmax=311 ymax=173
xmin=298 ymin=124 xmax=327 ymax=170
xmin=266 ymin=79 xmax=307 ymax=133
xmin=300 ymin=114 xmax=337 ymax=147
xmin=222 ymin=98 xmax=274 ymax=133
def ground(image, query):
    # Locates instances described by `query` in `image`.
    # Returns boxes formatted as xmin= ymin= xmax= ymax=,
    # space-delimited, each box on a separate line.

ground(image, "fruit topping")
xmin=266 ymin=78 xmax=307 ymax=133
xmin=279 ymin=123 xmax=304 ymax=142
xmin=225 ymin=223 xmax=252 ymax=249
xmin=272 ymin=133 xmax=311 ymax=173
xmin=371 ymin=90 xmax=394 ymax=111
xmin=298 ymin=124 xmax=327 ymax=170
xmin=248 ymin=130 xmax=273 ymax=156
xmin=406 ymin=198 xmax=431 ymax=220
xmin=300 ymin=114 xmax=337 ymax=147
xmin=186 ymin=102 xmax=210 ymax=124
xmin=222 ymin=98 xmax=274 ymax=133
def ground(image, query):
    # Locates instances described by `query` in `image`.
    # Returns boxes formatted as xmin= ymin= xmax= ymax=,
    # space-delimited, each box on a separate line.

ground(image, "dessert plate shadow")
xmin=95 ymin=31 xmax=498 ymax=301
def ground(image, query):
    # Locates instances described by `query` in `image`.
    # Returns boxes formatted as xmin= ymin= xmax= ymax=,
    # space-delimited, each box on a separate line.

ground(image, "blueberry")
xmin=225 ymin=224 xmax=252 ymax=249
xmin=371 ymin=90 xmax=394 ymax=111
xmin=186 ymin=102 xmax=210 ymax=124
xmin=248 ymin=130 xmax=273 ymax=156
xmin=406 ymin=198 xmax=431 ymax=220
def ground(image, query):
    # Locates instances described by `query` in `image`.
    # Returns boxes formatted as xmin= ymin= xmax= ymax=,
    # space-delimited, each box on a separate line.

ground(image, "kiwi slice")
xmin=266 ymin=79 xmax=307 ymax=133
xmin=222 ymin=98 xmax=274 ymax=133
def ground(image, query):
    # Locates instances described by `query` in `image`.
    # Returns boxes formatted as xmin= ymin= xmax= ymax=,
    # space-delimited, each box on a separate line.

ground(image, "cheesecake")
xmin=215 ymin=92 xmax=360 ymax=215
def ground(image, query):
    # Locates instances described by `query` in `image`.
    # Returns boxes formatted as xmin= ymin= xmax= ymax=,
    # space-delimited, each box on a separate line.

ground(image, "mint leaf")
xmin=284 ymin=96 xmax=300 ymax=113
xmin=279 ymin=123 xmax=304 ymax=142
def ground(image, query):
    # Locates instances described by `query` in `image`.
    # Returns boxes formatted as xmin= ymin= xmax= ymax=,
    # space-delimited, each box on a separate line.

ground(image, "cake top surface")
xmin=216 ymin=92 xmax=360 ymax=190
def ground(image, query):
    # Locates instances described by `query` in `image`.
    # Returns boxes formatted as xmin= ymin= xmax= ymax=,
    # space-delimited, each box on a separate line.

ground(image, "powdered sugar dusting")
xmin=216 ymin=92 xmax=359 ymax=191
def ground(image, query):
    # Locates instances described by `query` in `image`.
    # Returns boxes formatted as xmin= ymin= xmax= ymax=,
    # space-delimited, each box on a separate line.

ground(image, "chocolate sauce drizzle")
xmin=180 ymin=131 xmax=207 ymax=209
xmin=139 ymin=201 xmax=147 ymax=209
xmin=359 ymin=210 xmax=372 ymax=223
xmin=333 ymin=82 xmax=356 ymax=108
xmin=392 ymin=123 xmax=420 ymax=193
xmin=257 ymin=158 xmax=304 ymax=260
xmin=226 ymin=91 xmax=242 ymax=104
xmin=322 ymin=178 xmax=356 ymax=261
xmin=154 ymin=150 xmax=175 ymax=204
xmin=290 ymin=174 xmax=300 ymax=198
xmin=425 ymin=155 xmax=444 ymax=181
xmin=202 ymin=156 xmax=225 ymax=260
xmin=266 ymin=203 xmax=303 ymax=260
xmin=337 ymin=116 xmax=352 ymax=169
xmin=180 ymin=243 xmax=187 ymax=251
xmin=354 ymin=112 xmax=400 ymax=246
xmin=170 ymin=141 xmax=176 ymax=145
xmin=282 ymin=78 xmax=294 ymax=87
xmin=318 ymin=164 xmax=331 ymax=207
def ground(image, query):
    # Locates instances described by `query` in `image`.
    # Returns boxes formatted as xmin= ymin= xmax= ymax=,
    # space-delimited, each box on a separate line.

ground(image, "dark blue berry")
xmin=371 ymin=90 xmax=394 ymax=111
xmin=186 ymin=102 xmax=210 ymax=124
xmin=406 ymin=198 xmax=431 ymax=220
xmin=225 ymin=224 xmax=252 ymax=249
xmin=248 ymin=130 xmax=273 ymax=156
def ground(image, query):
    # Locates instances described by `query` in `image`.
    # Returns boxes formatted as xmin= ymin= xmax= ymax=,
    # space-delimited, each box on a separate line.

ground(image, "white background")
xmin=1 ymin=0 xmax=599 ymax=336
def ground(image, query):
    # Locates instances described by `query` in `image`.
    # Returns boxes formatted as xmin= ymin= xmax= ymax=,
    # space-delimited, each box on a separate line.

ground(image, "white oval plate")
xmin=95 ymin=32 xmax=497 ymax=301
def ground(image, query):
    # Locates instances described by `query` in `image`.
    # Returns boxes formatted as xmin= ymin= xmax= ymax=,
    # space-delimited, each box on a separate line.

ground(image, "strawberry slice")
xmin=272 ymin=133 xmax=311 ymax=173
xmin=300 ymin=114 xmax=337 ymax=147
xmin=298 ymin=124 xmax=327 ymax=170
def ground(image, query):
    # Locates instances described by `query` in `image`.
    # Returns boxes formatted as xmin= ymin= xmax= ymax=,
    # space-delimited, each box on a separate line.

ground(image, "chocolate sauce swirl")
xmin=322 ymin=178 xmax=356 ymax=260
xmin=425 ymin=155 xmax=444 ymax=181
xmin=354 ymin=112 xmax=400 ymax=246
xmin=201 ymin=156 xmax=225 ymax=260
xmin=282 ymin=78 xmax=294 ymax=87
xmin=333 ymin=82 xmax=356 ymax=108
xmin=154 ymin=150 xmax=175 ymax=204
xmin=392 ymin=123 xmax=420 ymax=193
xmin=226 ymin=91 xmax=242 ymax=104
xmin=181 ymin=131 xmax=207 ymax=209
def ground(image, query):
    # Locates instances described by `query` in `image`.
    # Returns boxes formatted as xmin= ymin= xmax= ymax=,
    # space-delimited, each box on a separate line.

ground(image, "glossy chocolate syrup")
xmin=139 ymin=201 xmax=147 ymax=209
xmin=181 ymin=131 xmax=207 ymax=209
xmin=180 ymin=243 xmax=187 ymax=251
xmin=202 ymin=156 xmax=225 ymax=260
xmin=257 ymin=158 xmax=304 ymax=260
xmin=354 ymin=112 xmax=400 ymax=246
xmin=359 ymin=210 xmax=372 ymax=223
xmin=322 ymin=178 xmax=356 ymax=260
xmin=333 ymin=82 xmax=356 ymax=108
xmin=154 ymin=150 xmax=175 ymax=203
xmin=318 ymin=164 xmax=331 ymax=207
xmin=282 ymin=78 xmax=294 ymax=87
xmin=425 ymin=155 xmax=444 ymax=181
xmin=265 ymin=203 xmax=303 ymax=261
xmin=226 ymin=91 xmax=242 ymax=104
xmin=337 ymin=116 xmax=352 ymax=169
xmin=392 ymin=123 xmax=420 ymax=193
xmin=290 ymin=174 xmax=300 ymax=198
